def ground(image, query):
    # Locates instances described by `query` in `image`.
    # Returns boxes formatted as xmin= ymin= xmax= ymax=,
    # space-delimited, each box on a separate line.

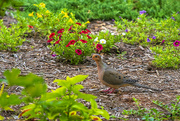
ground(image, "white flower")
xmin=94 ymin=37 xmax=99 ymax=42
xmin=111 ymin=33 xmax=115 ymax=35
xmin=101 ymin=30 xmax=106 ymax=33
xmin=122 ymin=32 xmax=126 ymax=36
xmin=100 ymin=39 xmax=106 ymax=44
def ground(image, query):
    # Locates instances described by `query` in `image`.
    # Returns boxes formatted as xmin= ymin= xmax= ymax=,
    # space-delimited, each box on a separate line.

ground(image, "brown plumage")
xmin=92 ymin=54 xmax=161 ymax=93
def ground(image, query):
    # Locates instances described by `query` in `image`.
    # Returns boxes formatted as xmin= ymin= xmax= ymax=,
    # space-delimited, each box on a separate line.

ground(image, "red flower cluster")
xmin=47 ymin=23 xmax=93 ymax=56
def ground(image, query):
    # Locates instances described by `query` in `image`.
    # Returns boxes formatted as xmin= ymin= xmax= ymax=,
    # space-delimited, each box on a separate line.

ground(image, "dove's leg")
xmin=102 ymin=88 xmax=112 ymax=92
xmin=108 ymin=89 xmax=116 ymax=94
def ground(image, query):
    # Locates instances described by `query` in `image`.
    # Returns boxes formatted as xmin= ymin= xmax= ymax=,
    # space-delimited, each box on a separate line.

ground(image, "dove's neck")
xmin=96 ymin=60 xmax=107 ymax=72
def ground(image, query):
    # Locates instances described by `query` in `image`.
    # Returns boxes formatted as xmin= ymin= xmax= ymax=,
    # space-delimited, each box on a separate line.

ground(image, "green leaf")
xmin=71 ymin=103 xmax=88 ymax=112
xmin=52 ymin=86 xmax=66 ymax=95
xmin=72 ymin=84 xmax=84 ymax=93
xmin=4 ymin=106 xmax=14 ymax=111
xmin=0 ymin=115 xmax=4 ymax=120
xmin=0 ymin=79 xmax=8 ymax=83
xmin=53 ymin=79 xmax=70 ymax=88
xmin=90 ymin=99 xmax=98 ymax=109
xmin=0 ymin=92 xmax=21 ymax=108
xmin=69 ymin=75 xmax=88 ymax=85
xmin=77 ymin=92 xmax=96 ymax=101
xmin=95 ymin=109 xmax=110 ymax=120
xmin=21 ymin=103 xmax=36 ymax=111
xmin=3 ymin=68 xmax=21 ymax=85
xmin=24 ymin=83 xmax=47 ymax=97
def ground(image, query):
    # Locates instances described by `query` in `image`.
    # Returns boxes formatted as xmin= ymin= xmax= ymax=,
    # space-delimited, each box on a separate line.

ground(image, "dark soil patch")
xmin=0 ymin=17 xmax=180 ymax=121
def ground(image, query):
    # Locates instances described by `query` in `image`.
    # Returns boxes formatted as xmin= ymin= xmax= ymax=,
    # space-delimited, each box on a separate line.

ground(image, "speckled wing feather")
xmin=103 ymin=68 xmax=138 ymax=86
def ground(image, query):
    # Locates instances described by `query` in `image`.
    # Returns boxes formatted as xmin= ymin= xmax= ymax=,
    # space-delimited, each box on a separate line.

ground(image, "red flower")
xmin=86 ymin=29 xmax=91 ymax=33
xmin=59 ymin=34 xmax=62 ymax=39
xmin=173 ymin=40 xmax=180 ymax=47
xmin=47 ymin=38 xmax=53 ymax=43
xmin=76 ymin=22 xmax=81 ymax=25
xmin=80 ymin=39 xmax=87 ymax=43
xmin=49 ymin=33 xmax=55 ymax=38
xmin=79 ymin=30 xmax=89 ymax=34
xmin=75 ymin=49 xmax=82 ymax=55
xmin=68 ymin=25 xmax=73 ymax=31
xmin=28 ymin=25 xmax=33 ymax=28
xmin=66 ymin=40 xmax=76 ymax=47
xmin=96 ymin=44 xmax=103 ymax=51
xmin=55 ymin=40 xmax=60 ymax=44
xmin=57 ymin=28 xmax=64 ymax=34
xmin=87 ymin=35 xmax=92 ymax=39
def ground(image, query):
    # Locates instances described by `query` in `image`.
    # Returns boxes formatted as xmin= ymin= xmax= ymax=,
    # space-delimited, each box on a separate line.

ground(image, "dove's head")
xmin=92 ymin=54 xmax=102 ymax=62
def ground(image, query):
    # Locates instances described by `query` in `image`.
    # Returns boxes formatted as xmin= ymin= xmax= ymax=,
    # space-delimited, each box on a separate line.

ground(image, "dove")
xmin=92 ymin=54 xmax=161 ymax=93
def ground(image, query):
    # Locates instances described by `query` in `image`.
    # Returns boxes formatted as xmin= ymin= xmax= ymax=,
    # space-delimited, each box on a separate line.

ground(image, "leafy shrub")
xmin=134 ymin=0 xmax=180 ymax=20
xmin=47 ymin=28 xmax=122 ymax=64
xmin=0 ymin=19 xmax=31 ymax=51
xmin=21 ymin=3 xmax=80 ymax=36
xmin=0 ymin=68 xmax=109 ymax=120
xmin=0 ymin=0 xmax=23 ymax=16
xmin=115 ymin=12 xmax=180 ymax=68
xmin=47 ymin=21 xmax=95 ymax=65
xmin=18 ymin=0 xmax=180 ymax=21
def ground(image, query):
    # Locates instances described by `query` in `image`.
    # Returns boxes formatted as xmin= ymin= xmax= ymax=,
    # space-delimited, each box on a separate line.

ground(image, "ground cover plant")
xmin=115 ymin=11 xmax=180 ymax=68
xmin=0 ymin=0 xmax=23 ymax=16
xmin=0 ymin=18 xmax=31 ymax=51
xmin=121 ymin=97 xmax=180 ymax=120
xmin=0 ymin=68 xmax=109 ymax=120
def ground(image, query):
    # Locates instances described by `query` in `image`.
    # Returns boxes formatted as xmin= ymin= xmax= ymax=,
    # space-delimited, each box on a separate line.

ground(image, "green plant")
xmin=91 ymin=30 xmax=121 ymax=53
xmin=122 ymin=97 xmax=180 ymax=121
xmin=0 ymin=0 xmax=23 ymax=16
xmin=0 ymin=83 xmax=22 ymax=120
xmin=0 ymin=68 xmax=109 ymax=120
xmin=115 ymin=11 xmax=180 ymax=68
xmin=0 ymin=19 xmax=31 ymax=51
xmin=153 ymin=96 xmax=180 ymax=120
xmin=47 ymin=20 xmax=95 ymax=65
xmin=18 ymin=0 xmax=180 ymax=22
xmin=150 ymin=45 xmax=180 ymax=69
xmin=19 ymin=3 xmax=90 ymax=36
xmin=116 ymin=13 xmax=179 ymax=45
xmin=117 ymin=51 xmax=127 ymax=59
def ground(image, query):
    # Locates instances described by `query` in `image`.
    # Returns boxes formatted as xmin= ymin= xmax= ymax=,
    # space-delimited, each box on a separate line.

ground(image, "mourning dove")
xmin=92 ymin=54 xmax=161 ymax=93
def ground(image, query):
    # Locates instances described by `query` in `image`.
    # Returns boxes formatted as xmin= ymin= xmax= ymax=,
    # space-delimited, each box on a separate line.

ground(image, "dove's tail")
xmin=132 ymin=83 xmax=162 ymax=91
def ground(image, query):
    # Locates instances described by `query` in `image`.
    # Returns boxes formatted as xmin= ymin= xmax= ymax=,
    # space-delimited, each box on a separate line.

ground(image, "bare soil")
xmin=0 ymin=16 xmax=180 ymax=121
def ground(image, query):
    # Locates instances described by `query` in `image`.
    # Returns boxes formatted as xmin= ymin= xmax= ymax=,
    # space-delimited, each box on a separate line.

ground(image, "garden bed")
xmin=0 ymin=16 xmax=180 ymax=120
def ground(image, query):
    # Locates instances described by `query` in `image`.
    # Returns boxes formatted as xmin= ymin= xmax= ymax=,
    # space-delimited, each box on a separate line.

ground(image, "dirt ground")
xmin=0 ymin=16 xmax=180 ymax=120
